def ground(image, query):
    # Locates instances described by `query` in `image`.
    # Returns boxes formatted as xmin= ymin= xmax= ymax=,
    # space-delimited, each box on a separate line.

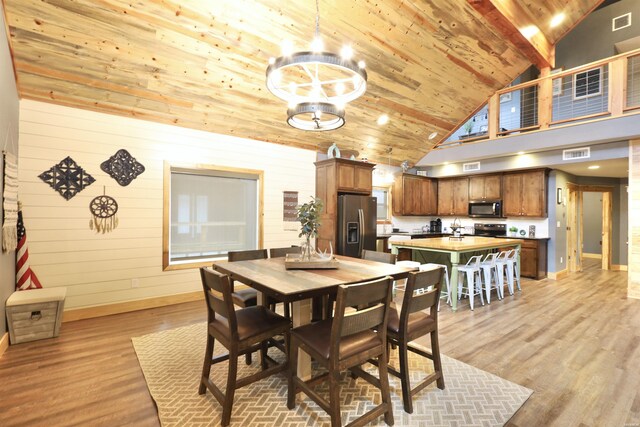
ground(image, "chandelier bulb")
xmin=310 ymin=37 xmax=324 ymax=53
xmin=357 ymin=60 xmax=366 ymax=69
xmin=268 ymin=57 xmax=275 ymax=65
xmin=281 ymin=40 xmax=294 ymax=57
xmin=341 ymin=45 xmax=353 ymax=60
xmin=271 ymin=70 xmax=282 ymax=85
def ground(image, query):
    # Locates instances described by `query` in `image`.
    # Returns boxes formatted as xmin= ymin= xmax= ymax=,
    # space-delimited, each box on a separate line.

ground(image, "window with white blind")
xmin=163 ymin=164 xmax=263 ymax=269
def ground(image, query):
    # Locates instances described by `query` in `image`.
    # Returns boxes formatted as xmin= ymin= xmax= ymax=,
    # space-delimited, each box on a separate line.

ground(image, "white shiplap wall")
xmin=18 ymin=100 xmax=316 ymax=309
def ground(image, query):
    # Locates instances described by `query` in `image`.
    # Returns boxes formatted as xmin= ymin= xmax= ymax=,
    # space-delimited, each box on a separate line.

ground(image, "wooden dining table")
xmin=212 ymin=254 xmax=416 ymax=378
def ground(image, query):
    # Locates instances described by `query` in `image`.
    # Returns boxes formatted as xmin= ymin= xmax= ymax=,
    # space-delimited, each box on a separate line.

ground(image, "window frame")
xmin=372 ymin=186 xmax=392 ymax=223
xmin=572 ymin=66 xmax=603 ymax=100
xmin=162 ymin=162 xmax=264 ymax=271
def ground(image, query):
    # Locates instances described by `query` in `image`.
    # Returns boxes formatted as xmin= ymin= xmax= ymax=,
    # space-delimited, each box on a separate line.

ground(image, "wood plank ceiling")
xmin=2 ymin=0 xmax=602 ymax=165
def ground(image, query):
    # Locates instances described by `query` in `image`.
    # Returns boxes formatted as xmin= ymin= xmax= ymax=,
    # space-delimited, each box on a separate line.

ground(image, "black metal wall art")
xmin=38 ymin=156 xmax=95 ymax=200
xmin=100 ymin=149 xmax=145 ymax=186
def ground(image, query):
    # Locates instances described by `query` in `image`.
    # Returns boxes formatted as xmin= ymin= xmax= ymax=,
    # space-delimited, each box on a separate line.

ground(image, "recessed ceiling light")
xmin=377 ymin=114 xmax=389 ymax=125
xmin=517 ymin=151 xmax=525 ymax=155
xmin=588 ymin=165 xmax=600 ymax=170
xmin=428 ymin=131 xmax=438 ymax=140
xmin=550 ymin=13 xmax=566 ymax=28
xmin=521 ymin=25 xmax=540 ymax=39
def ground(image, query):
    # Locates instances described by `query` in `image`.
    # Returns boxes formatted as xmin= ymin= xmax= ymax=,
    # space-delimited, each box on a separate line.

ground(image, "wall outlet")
xmin=131 ymin=278 xmax=140 ymax=288
xmin=560 ymin=257 xmax=563 ymax=264
xmin=557 ymin=221 xmax=561 ymax=228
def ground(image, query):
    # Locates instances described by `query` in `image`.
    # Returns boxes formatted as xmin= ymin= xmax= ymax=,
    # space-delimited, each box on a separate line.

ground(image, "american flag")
xmin=16 ymin=208 xmax=42 ymax=291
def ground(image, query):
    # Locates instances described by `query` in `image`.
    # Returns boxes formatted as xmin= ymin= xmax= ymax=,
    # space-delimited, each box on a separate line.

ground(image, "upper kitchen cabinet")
xmin=503 ymin=169 xmax=548 ymax=217
xmin=468 ymin=174 xmax=502 ymax=201
xmin=437 ymin=177 xmax=469 ymax=216
xmin=392 ymin=174 xmax=437 ymax=216
xmin=315 ymin=158 xmax=374 ymax=199
xmin=336 ymin=158 xmax=374 ymax=194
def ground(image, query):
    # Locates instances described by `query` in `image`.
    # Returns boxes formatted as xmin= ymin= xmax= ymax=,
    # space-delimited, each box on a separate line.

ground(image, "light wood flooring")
xmin=0 ymin=259 xmax=638 ymax=427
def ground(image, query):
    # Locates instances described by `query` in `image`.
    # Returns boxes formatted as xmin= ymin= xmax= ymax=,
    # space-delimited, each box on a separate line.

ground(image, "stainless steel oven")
xmin=468 ymin=200 xmax=502 ymax=218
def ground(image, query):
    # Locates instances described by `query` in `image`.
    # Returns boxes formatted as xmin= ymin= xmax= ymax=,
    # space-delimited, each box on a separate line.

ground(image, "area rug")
xmin=132 ymin=323 xmax=532 ymax=427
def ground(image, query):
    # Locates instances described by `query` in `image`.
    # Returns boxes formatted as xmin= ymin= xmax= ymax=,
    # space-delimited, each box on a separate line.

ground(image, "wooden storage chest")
xmin=6 ymin=287 xmax=66 ymax=344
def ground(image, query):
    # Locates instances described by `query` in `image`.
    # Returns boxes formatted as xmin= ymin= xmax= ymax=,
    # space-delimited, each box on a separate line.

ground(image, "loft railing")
xmin=438 ymin=48 xmax=640 ymax=148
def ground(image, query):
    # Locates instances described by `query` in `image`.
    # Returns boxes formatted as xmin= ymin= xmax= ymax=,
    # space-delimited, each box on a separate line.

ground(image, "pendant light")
xmin=266 ymin=0 xmax=367 ymax=131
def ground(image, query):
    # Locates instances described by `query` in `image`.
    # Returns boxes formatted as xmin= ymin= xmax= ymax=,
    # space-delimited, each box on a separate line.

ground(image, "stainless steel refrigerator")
xmin=337 ymin=194 xmax=377 ymax=258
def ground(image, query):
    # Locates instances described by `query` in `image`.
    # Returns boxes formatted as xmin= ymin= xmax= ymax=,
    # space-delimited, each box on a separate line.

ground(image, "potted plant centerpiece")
xmin=508 ymin=226 xmax=518 ymax=237
xmin=297 ymin=197 xmax=323 ymax=261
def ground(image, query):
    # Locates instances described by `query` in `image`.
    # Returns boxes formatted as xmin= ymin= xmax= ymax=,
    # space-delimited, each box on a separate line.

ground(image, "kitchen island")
xmin=390 ymin=236 xmax=523 ymax=311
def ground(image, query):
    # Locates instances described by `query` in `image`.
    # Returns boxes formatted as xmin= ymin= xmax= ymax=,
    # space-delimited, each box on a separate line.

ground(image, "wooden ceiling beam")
xmin=469 ymin=0 xmax=555 ymax=69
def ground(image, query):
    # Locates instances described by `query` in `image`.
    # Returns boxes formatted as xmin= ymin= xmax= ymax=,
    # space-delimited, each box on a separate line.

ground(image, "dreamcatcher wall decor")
xmin=100 ymin=149 xmax=145 ymax=186
xmin=89 ymin=187 xmax=119 ymax=234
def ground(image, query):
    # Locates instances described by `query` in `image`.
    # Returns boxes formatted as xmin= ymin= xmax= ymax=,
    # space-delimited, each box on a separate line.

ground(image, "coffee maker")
xmin=430 ymin=218 xmax=442 ymax=233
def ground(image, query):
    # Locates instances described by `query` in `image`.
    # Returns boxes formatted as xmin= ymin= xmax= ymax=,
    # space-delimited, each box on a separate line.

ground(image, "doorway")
xmin=567 ymin=184 xmax=613 ymax=272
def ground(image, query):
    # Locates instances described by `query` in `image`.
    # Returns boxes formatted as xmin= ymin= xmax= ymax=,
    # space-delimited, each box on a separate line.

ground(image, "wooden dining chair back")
xmin=198 ymin=267 xmax=290 ymax=427
xmin=288 ymin=276 xmax=394 ymax=427
xmin=226 ymin=249 xmax=269 ymax=364
xmin=362 ymin=249 xmax=397 ymax=264
xmin=226 ymin=249 xmax=267 ymax=308
xmin=387 ymin=267 xmax=445 ymax=413
xmin=269 ymin=246 xmax=301 ymax=258
xmin=228 ymin=249 xmax=268 ymax=262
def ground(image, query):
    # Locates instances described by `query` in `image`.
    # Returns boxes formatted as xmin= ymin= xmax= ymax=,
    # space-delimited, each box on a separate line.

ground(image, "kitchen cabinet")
xmin=518 ymin=239 xmax=548 ymax=279
xmin=437 ymin=177 xmax=469 ymax=216
xmin=392 ymin=174 xmax=437 ymax=216
xmin=336 ymin=160 xmax=373 ymax=194
xmin=315 ymin=158 xmax=375 ymax=252
xmin=468 ymin=174 xmax=502 ymax=200
xmin=503 ymin=169 xmax=548 ymax=217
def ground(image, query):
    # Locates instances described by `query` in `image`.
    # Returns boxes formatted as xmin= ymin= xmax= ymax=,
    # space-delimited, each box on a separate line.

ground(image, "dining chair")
xmin=198 ymin=267 xmax=290 ymax=427
xmin=386 ymin=267 xmax=445 ymax=413
xmin=419 ymin=263 xmax=450 ymax=310
xmin=457 ymin=254 xmax=484 ymax=310
xmin=268 ymin=246 xmax=300 ymax=319
xmin=227 ymin=249 xmax=268 ymax=308
xmin=269 ymin=246 xmax=301 ymax=258
xmin=227 ymin=249 xmax=268 ymax=364
xmin=362 ymin=249 xmax=397 ymax=264
xmin=287 ymin=277 xmax=394 ymax=427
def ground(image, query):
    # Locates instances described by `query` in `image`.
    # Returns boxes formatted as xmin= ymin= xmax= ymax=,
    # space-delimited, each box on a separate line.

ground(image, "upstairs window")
xmin=573 ymin=67 xmax=602 ymax=99
xmin=163 ymin=163 xmax=263 ymax=270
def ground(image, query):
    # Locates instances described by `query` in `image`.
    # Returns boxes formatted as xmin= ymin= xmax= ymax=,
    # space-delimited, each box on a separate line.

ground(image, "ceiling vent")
xmin=612 ymin=13 xmax=632 ymax=31
xmin=563 ymin=147 xmax=590 ymax=160
xmin=462 ymin=161 xmax=481 ymax=172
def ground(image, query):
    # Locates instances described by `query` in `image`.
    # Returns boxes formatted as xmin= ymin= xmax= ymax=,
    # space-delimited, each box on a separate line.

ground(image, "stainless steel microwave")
xmin=468 ymin=200 xmax=502 ymax=218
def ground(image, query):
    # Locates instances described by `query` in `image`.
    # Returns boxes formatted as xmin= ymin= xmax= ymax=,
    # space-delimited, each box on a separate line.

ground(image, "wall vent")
xmin=612 ymin=13 xmax=632 ymax=31
xmin=562 ymin=147 xmax=590 ymax=160
xmin=462 ymin=161 xmax=481 ymax=172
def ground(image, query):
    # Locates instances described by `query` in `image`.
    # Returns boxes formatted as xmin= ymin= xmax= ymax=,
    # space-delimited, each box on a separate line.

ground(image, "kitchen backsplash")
xmin=380 ymin=216 xmax=549 ymax=238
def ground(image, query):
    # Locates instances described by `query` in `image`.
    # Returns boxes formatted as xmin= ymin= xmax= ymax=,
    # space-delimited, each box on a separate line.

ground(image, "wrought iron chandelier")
xmin=266 ymin=0 xmax=367 ymax=131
